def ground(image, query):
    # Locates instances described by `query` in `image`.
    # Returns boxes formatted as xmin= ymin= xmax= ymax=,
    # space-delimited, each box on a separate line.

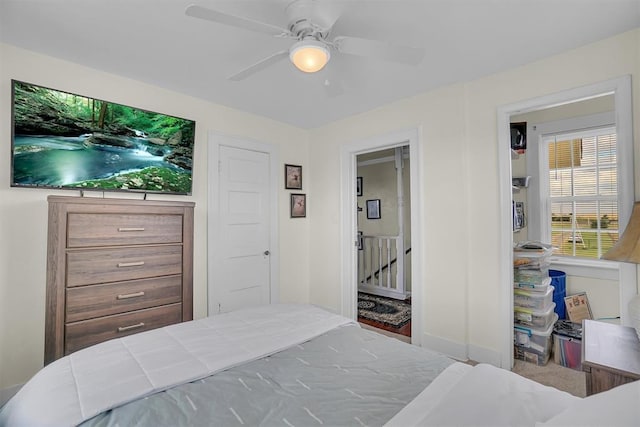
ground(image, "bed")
xmin=1 ymin=304 xmax=638 ymax=426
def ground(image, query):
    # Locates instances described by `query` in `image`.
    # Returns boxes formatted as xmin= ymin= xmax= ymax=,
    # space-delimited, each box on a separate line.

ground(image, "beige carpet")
xmin=512 ymin=359 xmax=586 ymax=397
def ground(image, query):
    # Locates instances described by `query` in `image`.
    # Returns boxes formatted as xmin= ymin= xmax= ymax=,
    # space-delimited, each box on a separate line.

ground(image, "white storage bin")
xmin=513 ymin=314 xmax=558 ymax=365
xmin=514 ymin=302 xmax=556 ymax=329
xmin=514 ymin=285 xmax=554 ymax=311
xmin=514 ymin=276 xmax=552 ymax=292
xmin=514 ymin=344 xmax=551 ymax=366
xmin=513 ymin=244 xmax=553 ymax=269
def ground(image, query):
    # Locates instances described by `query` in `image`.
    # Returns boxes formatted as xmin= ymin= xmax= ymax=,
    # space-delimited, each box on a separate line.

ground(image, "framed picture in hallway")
xmin=290 ymin=193 xmax=306 ymax=218
xmin=366 ymin=199 xmax=381 ymax=219
xmin=285 ymin=164 xmax=302 ymax=189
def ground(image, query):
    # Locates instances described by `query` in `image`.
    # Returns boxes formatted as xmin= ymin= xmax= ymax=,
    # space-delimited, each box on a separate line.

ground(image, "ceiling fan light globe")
xmin=290 ymin=40 xmax=330 ymax=73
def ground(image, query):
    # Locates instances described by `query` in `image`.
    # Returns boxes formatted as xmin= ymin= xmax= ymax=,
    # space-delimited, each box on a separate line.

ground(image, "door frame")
xmin=497 ymin=75 xmax=635 ymax=368
xmin=340 ymin=127 xmax=423 ymax=344
xmin=207 ymin=131 xmax=280 ymax=315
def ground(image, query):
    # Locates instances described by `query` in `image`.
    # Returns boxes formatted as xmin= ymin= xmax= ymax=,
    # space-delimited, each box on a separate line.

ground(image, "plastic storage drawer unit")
xmin=514 ymin=285 xmax=554 ymax=311
xmin=513 ymin=314 xmax=558 ymax=366
xmin=514 ymin=276 xmax=552 ymax=292
xmin=514 ymin=302 xmax=556 ymax=329
xmin=513 ymin=245 xmax=553 ymax=269
xmin=513 ymin=268 xmax=551 ymax=290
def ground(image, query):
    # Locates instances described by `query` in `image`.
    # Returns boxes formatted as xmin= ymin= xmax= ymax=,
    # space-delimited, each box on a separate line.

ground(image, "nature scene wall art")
xmin=11 ymin=80 xmax=196 ymax=194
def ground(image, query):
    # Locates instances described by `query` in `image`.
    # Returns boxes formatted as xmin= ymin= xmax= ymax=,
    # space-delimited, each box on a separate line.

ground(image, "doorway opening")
xmin=356 ymin=146 xmax=412 ymax=340
xmin=497 ymin=76 xmax=635 ymax=369
xmin=340 ymin=127 xmax=422 ymax=345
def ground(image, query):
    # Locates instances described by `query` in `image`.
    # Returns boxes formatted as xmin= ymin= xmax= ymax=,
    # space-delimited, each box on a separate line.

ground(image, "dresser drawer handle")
xmin=117 ymin=291 xmax=145 ymax=300
xmin=118 ymin=227 xmax=145 ymax=232
xmin=117 ymin=322 xmax=145 ymax=332
xmin=117 ymin=261 xmax=145 ymax=268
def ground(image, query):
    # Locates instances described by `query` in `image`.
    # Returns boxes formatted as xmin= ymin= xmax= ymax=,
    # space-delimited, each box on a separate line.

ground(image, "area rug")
xmin=357 ymin=292 xmax=411 ymax=328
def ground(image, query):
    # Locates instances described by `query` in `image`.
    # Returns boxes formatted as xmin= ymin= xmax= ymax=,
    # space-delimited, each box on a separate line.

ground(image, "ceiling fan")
xmin=185 ymin=0 xmax=425 ymax=81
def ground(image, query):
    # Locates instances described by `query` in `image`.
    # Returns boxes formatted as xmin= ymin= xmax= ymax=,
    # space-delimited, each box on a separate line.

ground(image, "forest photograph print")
xmin=11 ymin=80 xmax=196 ymax=194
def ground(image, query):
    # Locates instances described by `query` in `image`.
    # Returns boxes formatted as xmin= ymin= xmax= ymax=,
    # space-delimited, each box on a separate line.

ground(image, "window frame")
xmin=527 ymin=110 xmax=633 ymax=276
xmin=543 ymin=125 xmax=618 ymax=259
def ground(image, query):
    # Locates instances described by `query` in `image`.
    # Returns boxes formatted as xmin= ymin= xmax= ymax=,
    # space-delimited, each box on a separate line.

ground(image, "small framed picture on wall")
xmin=290 ymin=193 xmax=306 ymax=218
xmin=285 ymin=164 xmax=302 ymax=189
xmin=366 ymin=199 xmax=381 ymax=219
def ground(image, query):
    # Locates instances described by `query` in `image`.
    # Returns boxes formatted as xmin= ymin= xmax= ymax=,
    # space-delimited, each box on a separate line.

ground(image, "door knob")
xmin=264 ymin=250 xmax=270 ymax=256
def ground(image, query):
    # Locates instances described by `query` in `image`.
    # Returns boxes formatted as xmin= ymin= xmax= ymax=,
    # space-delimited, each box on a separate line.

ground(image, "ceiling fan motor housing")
xmin=286 ymin=0 xmax=330 ymax=39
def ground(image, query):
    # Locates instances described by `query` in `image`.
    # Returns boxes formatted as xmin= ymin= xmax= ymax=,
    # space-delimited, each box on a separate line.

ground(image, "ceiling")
xmin=1 ymin=0 xmax=639 ymax=129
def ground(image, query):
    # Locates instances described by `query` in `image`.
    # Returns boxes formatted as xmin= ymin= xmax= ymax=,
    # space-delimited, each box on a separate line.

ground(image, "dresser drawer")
xmin=67 ymin=245 xmax=182 ymax=287
xmin=66 ymin=275 xmax=182 ymax=323
xmin=67 ymin=213 xmax=183 ymax=248
xmin=65 ymin=303 xmax=182 ymax=355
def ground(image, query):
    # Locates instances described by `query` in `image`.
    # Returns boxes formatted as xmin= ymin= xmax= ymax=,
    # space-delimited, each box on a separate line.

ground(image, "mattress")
xmin=81 ymin=323 xmax=454 ymax=426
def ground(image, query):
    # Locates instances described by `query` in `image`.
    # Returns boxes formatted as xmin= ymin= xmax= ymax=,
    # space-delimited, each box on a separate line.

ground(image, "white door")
xmin=212 ymin=144 xmax=271 ymax=313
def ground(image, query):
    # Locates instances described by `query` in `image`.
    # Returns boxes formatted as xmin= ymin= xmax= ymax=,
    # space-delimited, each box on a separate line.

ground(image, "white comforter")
xmin=6 ymin=303 xmax=639 ymax=427
xmin=386 ymin=362 xmax=578 ymax=426
xmin=387 ymin=361 xmax=640 ymax=427
xmin=0 ymin=304 xmax=353 ymax=427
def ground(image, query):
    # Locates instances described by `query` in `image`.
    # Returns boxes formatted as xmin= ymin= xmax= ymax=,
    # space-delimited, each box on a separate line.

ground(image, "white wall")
xmin=308 ymin=29 xmax=640 ymax=362
xmin=0 ymin=43 xmax=311 ymax=390
xmin=2 ymin=28 xmax=639 ymax=391
xmin=357 ymin=158 xmax=411 ymax=240
xmin=309 ymin=84 xmax=470 ymax=347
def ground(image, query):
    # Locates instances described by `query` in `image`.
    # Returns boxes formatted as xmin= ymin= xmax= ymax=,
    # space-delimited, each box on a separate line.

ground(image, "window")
xmin=544 ymin=127 xmax=618 ymax=259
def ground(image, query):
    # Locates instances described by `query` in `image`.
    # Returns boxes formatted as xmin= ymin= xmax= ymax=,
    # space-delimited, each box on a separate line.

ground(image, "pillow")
xmin=414 ymin=363 xmax=578 ymax=426
xmin=537 ymin=380 xmax=640 ymax=426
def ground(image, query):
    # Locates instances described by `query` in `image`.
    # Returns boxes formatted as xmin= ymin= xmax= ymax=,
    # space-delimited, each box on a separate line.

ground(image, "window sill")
xmin=550 ymin=256 xmax=620 ymax=280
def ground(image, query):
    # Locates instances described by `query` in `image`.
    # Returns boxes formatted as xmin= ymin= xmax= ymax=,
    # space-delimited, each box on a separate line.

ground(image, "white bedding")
xmin=387 ymin=362 xmax=579 ymax=426
xmin=537 ymin=379 xmax=640 ymax=427
xmin=384 ymin=361 xmax=473 ymax=427
xmin=0 ymin=304 xmax=353 ymax=427
xmin=388 ymin=361 xmax=640 ymax=427
xmin=4 ymin=303 xmax=639 ymax=427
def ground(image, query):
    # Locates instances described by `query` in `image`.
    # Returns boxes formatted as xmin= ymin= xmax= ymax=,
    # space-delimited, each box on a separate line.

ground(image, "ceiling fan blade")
xmin=185 ymin=4 xmax=290 ymax=37
xmin=333 ymin=36 xmax=425 ymax=66
xmin=309 ymin=1 xmax=344 ymax=32
xmin=228 ymin=50 xmax=289 ymax=81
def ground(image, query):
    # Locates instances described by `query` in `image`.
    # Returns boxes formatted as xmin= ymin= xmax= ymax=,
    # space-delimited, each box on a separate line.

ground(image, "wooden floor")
xmin=359 ymin=322 xmax=411 ymax=343
xmin=358 ymin=317 xmax=411 ymax=337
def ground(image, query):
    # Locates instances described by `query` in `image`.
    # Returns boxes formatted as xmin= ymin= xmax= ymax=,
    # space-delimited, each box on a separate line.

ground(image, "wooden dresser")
xmin=44 ymin=196 xmax=195 ymax=365
xmin=582 ymin=319 xmax=640 ymax=395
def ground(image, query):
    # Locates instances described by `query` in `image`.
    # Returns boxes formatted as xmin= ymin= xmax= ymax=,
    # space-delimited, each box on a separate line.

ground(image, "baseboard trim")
xmin=468 ymin=344 xmax=503 ymax=368
xmin=0 ymin=383 xmax=23 ymax=407
xmin=422 ymin=332 xmax=468 ymax=361
xmin=422 ymin=333 xmax=503 ymax=367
